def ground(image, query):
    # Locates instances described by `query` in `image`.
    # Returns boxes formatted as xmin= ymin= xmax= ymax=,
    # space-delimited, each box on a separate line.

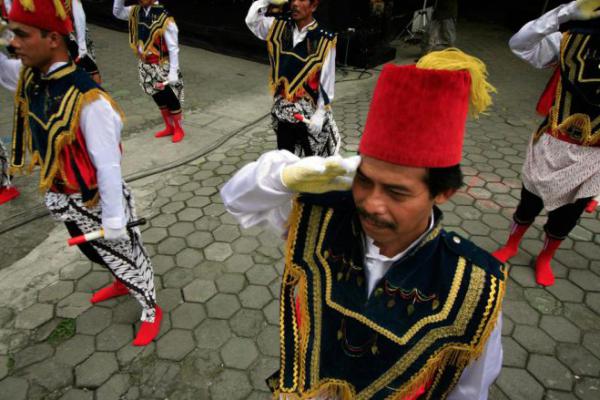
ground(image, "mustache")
xmin=356 ymin=207 xmax=396 ymax=230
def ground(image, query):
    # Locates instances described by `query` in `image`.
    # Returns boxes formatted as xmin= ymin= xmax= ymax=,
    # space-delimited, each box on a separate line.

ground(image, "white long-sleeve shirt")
xmin=0 ymin=54 xmax=126 ymax=230
xmin=246 ymin=0 xmax=336 ymax=110
xmin=113 ymin=0 xmax=180 ymax=82
xmin=220 ymin=150 xmax=503 ymax=400
xmin=508 ymin=1 xmax=582 ymax=68
xmin=72 ymin=0 xmax=88 ymax=58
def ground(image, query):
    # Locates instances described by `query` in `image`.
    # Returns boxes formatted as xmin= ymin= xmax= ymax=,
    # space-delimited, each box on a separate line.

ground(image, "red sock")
xmin=535 ymin=236 xmax=561 ymax=287
xmin=155 ymin=108 xmax=174 ymax=138
xmin=0 ymin=186 xmax=20 ymax=205
xmin=90 ymin=280 xmax=129 ymax=304
xmin=171 ymin=112 xmax=185 ymax=143
xmin=133 ymin=306 xmax=163 ymax=346
xmin=492 ymin=222 xmax=530 ymax=263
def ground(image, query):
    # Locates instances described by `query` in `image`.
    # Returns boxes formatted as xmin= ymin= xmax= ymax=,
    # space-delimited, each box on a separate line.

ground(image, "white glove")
xmin=103 ymin=226 xmax=128 ymax=241
xmin=77 ymin=48 xmax=87 ymax=61
xmin=281 ymin=155 xmax=361 ymax=194
xmin=569 ymin=0 xmax=600 ymax=20
xmin=308 ymin=108 xmax=326 ymax=135
xmin=167 ymin=71 xmax=179 ymax=86
xmin=269 ymin=0 xmax=288 ymax=5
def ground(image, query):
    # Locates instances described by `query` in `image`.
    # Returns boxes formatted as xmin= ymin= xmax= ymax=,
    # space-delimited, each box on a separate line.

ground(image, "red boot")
xmin=535 ymin=236 xmax=562 ymax=287
xmin=90 ymin=280 xmax=129 ymax=304
xmin=171 ymin=112 xmax=185 ymax=143
xmin=492 ymin=222 xmax=531 ymax=263
xmin=133 ymin=306 xmax=163 ymax=346
xmin=0 ymin=186 xmax=20 ymax=205
xmin=155 ymin=108 xmax=174 ymax=138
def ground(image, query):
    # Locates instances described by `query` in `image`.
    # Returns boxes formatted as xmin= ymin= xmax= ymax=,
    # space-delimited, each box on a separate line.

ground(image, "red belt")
xmin=139 ymin=54 xmax=162 ymax=64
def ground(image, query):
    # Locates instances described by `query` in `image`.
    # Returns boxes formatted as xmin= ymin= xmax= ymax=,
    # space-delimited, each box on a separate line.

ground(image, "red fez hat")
xmin=359 ymin=49 xmax=496 ymax=168
xmin=9 ymin=0 xmax=73 ymax=35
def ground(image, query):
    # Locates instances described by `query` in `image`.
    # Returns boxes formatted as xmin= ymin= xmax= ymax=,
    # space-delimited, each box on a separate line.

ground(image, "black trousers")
xmin=152 ymin=86 xmax=181 ymax=113
xmin=514 ymin=187 xmax=591 ymax=240
xmin=276 ymin=121 xmax=314 ymax=156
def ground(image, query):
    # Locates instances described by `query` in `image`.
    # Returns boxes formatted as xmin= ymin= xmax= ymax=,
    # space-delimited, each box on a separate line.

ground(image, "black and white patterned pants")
xmin=45 ymin=185 xmax=157 ymax=322
xmin=0 ymin=140 xmax=10 ymax=188
xmin=271 ymin=96 xmax=340 ymax=157
xmin=138 ymin=61 xmax=184 ymax=104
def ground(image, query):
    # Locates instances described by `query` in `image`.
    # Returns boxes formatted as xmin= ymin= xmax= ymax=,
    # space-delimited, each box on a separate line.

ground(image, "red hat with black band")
xmin=9 ymin=0 xmax=73 ymax=35
xmin=359 ymin=49 xmax=496 ymax=168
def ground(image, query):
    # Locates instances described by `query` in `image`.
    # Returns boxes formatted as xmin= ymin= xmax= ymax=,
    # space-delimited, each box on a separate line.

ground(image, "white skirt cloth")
xmin=522 ymin=133 xmax=600 ymax=211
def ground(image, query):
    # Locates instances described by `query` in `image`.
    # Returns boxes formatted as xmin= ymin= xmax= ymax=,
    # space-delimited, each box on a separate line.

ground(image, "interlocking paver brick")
xmin=216 ymin=273 xmax=246 ymax=293
xmin=171 ymin=303 xmax=206 ymax=330
xmin=204 ymin=242 xmax=233 ymax=262
xmin=213 ymin=225 xmax=241 ymax=242
xmin=496 ymin=367 xmax=544 ymax=400
xmin=230 ymin=309 xmax=266 ymax=338
xmin=96 ymin=374 xmax=130 ymax=400
xmin=524 ymin=288 xmax=562 ymax=315
xmin=257 ymin=326 xmax=280 ymax=357
xmin=207 ymin=293 xmax=240 ymax=319
xmin=503 ymin=300 xmax=540 ymax=326
xmin=75 ymin=352 xmax=118 ymax=388
xmin=246 ymin=265 xmax=278 ymax=286
xmin=527 ymin=355 xmax=573 ymax=391
xmin=156 ymin=329 xmax=195 ymax=361
xmin=25 ymin=359 xmax=73 ymax=391
xmin=513 ymin=325 xmax=556 ymax=355
xmin=239 ymin=285 xmax=272 ymax=310
xmin=0 ymin=377 xmax=28 ymax=400
xmin=60 ymin=389 xmax=93 ymax=400
xmin=60 ymin=261 xmax=92 ymax=281
xmin=186 ymin=231 xmax=213 ymax=249
xmin=570 ymin=270 xmax=600 ymax=292
xmin=38 ymin=281 xmax=74 ymax=303
xmin=97 ymin=324 xmax=134 ymax=351
xmin=183 ymin=279 xmax=217 ymax=303
xmin=502 ymin=337 xmax=527 ymax=368
xmin=540 ymin=316 xmax=581 ymax=344
xmin=157 ymin=237 xmax=187 ymax=256
xmin=221 ymin=337 xmax=259 ymax=369
xmin=574 ymin=377 xmax=600 ymax=400
xmin=157 ymin=288 xmax=184 ymax=312
xmin=14 ymin=303 xmax=54 ymax=330
xmin=556 ymin=344 xmax=600 ymax=377
xmin=194 ymin=319 xmax=232 ymax=349
xmin=163 ymin=267 xmax=195 ymax=289
xmin=193 ymin=260 xmax=225 ymax=280
xmin=175 ymin=248 xmax=204 ymax=269
xmin=210 ymin=369 xmax=253 ymax=400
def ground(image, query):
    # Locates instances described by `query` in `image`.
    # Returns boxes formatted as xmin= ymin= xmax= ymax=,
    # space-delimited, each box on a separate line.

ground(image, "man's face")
xmin=9 ymin=22 xmax=53 ymax=69
xmin=352 ymin=156 xmax=453 ymax=254
xmin=290 ymin=0 xmax=317 ymax=22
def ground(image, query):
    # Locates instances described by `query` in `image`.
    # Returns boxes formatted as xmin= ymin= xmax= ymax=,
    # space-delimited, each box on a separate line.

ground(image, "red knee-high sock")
xmin=535 ymin=236 xmax=561 ymax=287
xmin=171 ymin=112 xmax=185 ymax=143
xmin=133 ymin=306 xmax=163 ymax=346
xmin=155 ymin=108 xmax=174 ymax=138
xmin=492 ymin=222 xmax=531 ymax=263
xmin=90 ymin=280 xmax=129 ymax=304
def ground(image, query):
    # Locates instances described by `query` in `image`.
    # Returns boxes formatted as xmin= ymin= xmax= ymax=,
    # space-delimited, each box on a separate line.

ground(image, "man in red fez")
xmin=0 ymin=0 xmax=162 ymax=346
xmin=221 ymin=49 xmax=504 ymax=399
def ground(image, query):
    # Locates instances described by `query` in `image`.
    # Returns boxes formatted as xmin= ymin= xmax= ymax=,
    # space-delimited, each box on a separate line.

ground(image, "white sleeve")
xmin=0 ymin=52 xmax=22 ymax=92
xmin=508 ymin=2 xmax=578 ymax=68
xmin=220 ymin=150 xmax=299 ymax=234
xmin=80 ymin=96 xmax=126 ymax=230
xmin=3 ymin=0 xmax=11 ymax=13
xmin=164 ymin=21 xmax=179 ymax=80
xmin=317 ymin=46 xmax=336 ymax=109
xmin=246 ymin=0 xmax=275 ymax=41
xmin=72 ymin=0 xmax=88 ymax=56
xmin=113 ymin=0 xmax=132 ymax=21
xmin=447 ymin=315 xmax=503 ymax=400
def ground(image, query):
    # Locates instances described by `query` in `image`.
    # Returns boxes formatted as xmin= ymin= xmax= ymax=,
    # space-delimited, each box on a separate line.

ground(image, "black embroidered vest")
xmin=128 ymin=4 xmax=172 ymax=62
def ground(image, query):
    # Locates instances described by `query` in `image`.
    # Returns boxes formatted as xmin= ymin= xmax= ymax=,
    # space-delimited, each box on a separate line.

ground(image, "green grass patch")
xmin=46 ymin=319 xmax=76 ymax=346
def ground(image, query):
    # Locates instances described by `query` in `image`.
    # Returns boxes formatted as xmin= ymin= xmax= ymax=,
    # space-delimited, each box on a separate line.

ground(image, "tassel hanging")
xmin=53 ymin=0 xmax=68 ymax=20
xmin=19 ymin=0 xmax=35 ymax=12
xmin=417 ymin=48 xmax=497 ymax=118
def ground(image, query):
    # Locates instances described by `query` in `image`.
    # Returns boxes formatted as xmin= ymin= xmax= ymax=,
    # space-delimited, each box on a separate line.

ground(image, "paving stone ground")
xmin=0 ymin=19 xmax=599 ymax=400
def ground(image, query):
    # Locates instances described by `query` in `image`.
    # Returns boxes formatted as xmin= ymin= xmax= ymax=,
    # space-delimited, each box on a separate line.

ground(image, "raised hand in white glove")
xmin=281 ymin=155 xmax=361 ymax=194
xmin=308 ymin=108 xmax=326 ymax=135
xmin=103 ymin=226 xmax=128 ymax=241
xmin=77 ymin=48 xmax=88 ymax=63
xmin=570 ymin=0 xmax=600 ymax=20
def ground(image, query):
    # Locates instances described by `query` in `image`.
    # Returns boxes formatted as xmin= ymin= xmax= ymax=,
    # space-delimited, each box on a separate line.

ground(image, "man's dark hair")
xmin=423 ymin=165 xmax=463 ymax=198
